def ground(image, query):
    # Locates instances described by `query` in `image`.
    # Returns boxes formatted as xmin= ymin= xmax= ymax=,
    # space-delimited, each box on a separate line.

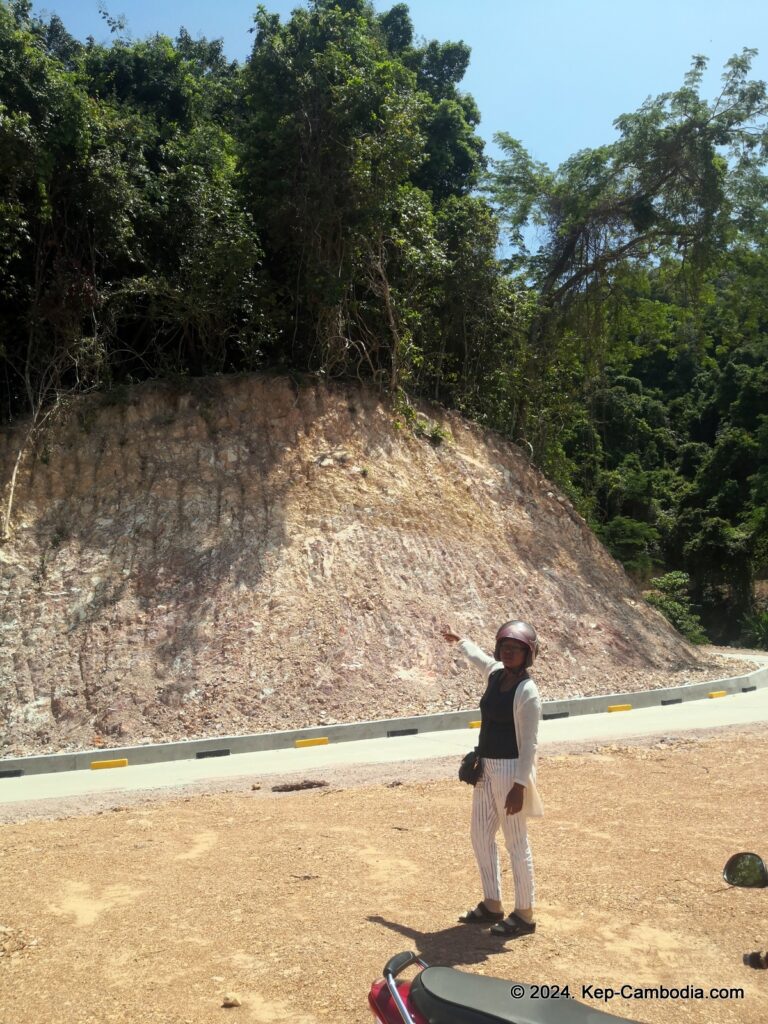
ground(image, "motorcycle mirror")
xmin=723 ymin=852 xmax=768 ymax=888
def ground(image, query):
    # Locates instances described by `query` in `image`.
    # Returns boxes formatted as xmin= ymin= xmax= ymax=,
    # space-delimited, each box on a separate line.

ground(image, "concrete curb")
xmin=2 ymin=664 xmax=767 ymax=778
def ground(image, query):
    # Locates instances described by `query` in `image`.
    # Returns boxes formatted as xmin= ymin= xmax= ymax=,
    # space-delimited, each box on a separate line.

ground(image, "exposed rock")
xmin=0 ymin=924 xmax=37 ymax=958
xmin=0 ymin=375 xmax=747 ymax=759
xmin=271 ymin=779 xmax=328 ymax=792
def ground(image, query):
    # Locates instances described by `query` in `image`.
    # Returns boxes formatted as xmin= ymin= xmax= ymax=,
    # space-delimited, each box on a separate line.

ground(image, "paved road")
xmin=1 ymin=686 xmax=767 ymax=807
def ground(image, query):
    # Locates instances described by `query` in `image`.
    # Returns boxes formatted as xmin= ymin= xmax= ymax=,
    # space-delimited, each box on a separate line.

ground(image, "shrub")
xmin=741 ymin=610 xmax=768 ymax=649
xmin=644 ymin=571 xmax=709 ymax=644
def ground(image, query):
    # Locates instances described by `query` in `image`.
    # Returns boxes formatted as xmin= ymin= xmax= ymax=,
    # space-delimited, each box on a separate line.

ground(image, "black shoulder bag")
xmin=458 ymin=747 xmax=482 ymax=786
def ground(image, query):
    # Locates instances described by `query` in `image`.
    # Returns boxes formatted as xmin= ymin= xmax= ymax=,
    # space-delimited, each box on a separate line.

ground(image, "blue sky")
xmin=32 ymin=0 xmax=768 ymax=169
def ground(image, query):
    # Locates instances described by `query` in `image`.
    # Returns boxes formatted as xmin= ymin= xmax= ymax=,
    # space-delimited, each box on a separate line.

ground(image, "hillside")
xmin=0 ymin=375 xmax=737 ymax=758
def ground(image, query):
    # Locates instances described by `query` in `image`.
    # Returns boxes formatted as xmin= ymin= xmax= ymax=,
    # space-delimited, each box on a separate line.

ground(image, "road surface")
xmin=1 ymin=684 xmax=767 ymax=806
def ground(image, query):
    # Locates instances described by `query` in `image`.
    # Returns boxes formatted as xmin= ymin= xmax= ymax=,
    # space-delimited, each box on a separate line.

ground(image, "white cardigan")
xmin=457 ymin=639 xmax=544 ymax=818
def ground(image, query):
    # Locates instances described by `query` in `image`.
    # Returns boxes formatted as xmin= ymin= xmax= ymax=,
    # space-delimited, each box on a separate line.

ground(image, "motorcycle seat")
xmin=409 ymin=967 xmax=640 ymax=1024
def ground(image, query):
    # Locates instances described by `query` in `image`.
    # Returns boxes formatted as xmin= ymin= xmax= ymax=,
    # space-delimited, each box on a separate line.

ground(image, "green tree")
xmin=488 ymin=50 xmax=768 ymax=456
xmin=239 ymin=0 xmax=490 ymax=394
xmin=644 ymin=571 xmax=708 ymax=643
xmin=602 ymin=516 xmax=660 ymax=578
xmin=241 ymin=1 xmax=428 ymax=380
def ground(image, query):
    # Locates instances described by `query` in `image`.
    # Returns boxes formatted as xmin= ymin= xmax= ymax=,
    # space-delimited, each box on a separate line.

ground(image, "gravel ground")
xmin=1 ymin=723 xmax=768 ymax=1024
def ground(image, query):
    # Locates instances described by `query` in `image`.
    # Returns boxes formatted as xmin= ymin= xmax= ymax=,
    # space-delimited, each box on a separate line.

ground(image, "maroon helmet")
xmin=494 ymin=620 xmax=539 ymax=666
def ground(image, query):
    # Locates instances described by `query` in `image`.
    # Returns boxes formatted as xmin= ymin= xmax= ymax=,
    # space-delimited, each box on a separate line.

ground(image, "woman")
xmin=442 ymin=620 xmax=543 ymax=938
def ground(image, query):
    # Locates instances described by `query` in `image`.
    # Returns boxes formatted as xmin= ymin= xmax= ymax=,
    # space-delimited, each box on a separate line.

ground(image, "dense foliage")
xmin=1 ymin=0 xmax=767 ymax=642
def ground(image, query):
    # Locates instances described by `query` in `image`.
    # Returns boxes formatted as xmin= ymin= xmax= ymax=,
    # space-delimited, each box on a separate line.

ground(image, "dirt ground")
xmin=1 ymin=726 xmax=768 ymax=1024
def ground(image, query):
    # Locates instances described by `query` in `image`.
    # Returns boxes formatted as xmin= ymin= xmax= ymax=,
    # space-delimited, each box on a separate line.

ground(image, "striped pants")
xmin=470 ymin=758 xmax=534 ymax=908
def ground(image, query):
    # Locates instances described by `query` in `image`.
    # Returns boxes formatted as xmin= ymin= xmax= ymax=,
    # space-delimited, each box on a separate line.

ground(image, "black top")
xmin=477 ymin=668 xmax=526 ymax=759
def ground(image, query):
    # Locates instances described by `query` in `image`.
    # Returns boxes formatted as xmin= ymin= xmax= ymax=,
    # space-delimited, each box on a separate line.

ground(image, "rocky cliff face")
xmin=0 ymin=375 xmax=713 ymax=757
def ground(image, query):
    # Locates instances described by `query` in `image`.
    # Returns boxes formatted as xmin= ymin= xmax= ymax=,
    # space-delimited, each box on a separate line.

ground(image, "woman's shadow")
xmin=367 ymin=915 xmax=519 ymax=970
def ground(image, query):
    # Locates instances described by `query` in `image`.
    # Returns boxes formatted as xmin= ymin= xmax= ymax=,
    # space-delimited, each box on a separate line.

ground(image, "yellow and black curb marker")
xmin=90 ymin=758 xmax=129 ymax=770
xmin=294 ymin=737 xmax=329 ymax=748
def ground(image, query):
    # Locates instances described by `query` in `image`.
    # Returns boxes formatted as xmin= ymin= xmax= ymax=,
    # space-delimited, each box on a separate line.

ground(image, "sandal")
xmin=489 ymin=912 xmax=536 ymax=937
xmin=458 ymin=901 xmax=504 ymax=924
